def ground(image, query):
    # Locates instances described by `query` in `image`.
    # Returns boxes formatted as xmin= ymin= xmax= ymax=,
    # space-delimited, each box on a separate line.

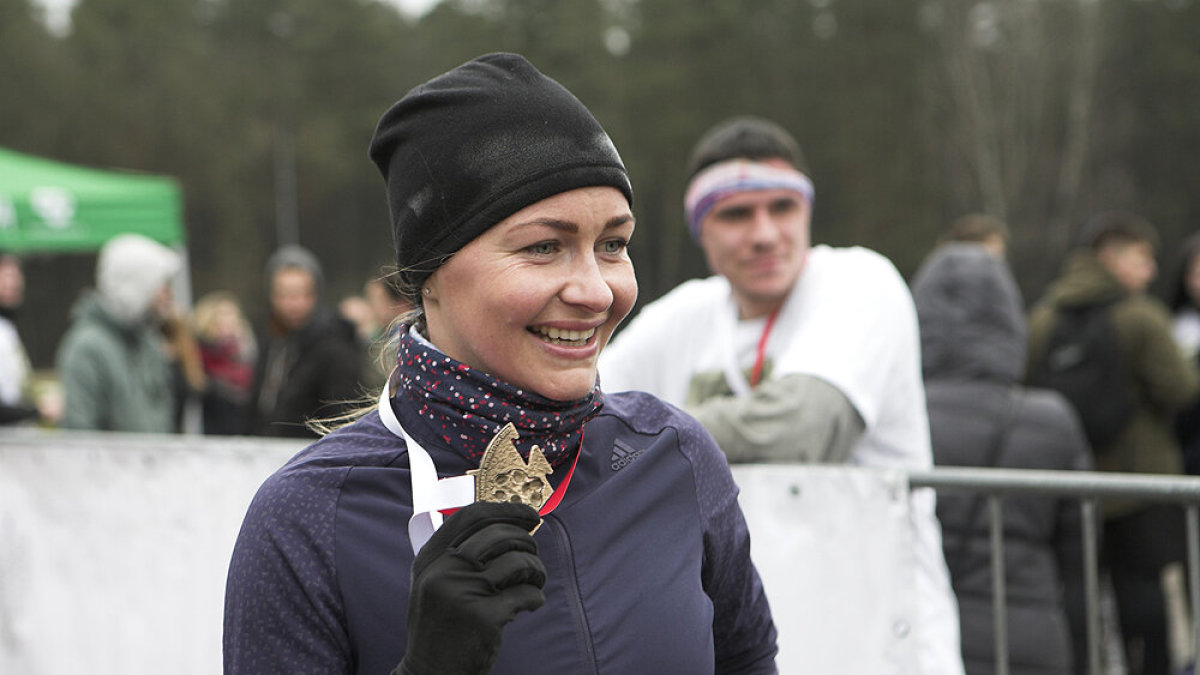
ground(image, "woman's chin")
xmin=524 ymin=373 xmax=598 ymax=402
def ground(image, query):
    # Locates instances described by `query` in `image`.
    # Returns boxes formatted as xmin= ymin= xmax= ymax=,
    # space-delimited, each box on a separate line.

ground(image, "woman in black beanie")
xmin=224 ymin=53 xmax=778 ymax=675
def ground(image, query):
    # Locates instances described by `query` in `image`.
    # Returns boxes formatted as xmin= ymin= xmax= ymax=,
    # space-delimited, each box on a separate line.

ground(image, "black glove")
xmin=393 ymin=501 xmax=547 ymax=675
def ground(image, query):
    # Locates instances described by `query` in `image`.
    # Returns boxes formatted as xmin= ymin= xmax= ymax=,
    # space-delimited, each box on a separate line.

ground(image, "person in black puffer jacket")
xmin=913 ymin=242 xmax=1093 ymax=675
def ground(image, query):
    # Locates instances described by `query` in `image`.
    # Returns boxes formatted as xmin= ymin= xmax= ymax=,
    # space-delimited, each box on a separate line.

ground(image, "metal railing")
xmin=909 ymin=467 xmax=1200 ymax=675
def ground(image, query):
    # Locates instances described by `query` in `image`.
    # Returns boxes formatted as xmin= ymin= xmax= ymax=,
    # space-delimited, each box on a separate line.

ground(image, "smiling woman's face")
xmin=422 ymin=186 xmax=637 ymax=401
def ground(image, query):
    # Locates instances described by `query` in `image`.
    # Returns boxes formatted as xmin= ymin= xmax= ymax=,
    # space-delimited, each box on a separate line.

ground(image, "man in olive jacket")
xmin=1027 ymin=211 xmax=1199 ymax=675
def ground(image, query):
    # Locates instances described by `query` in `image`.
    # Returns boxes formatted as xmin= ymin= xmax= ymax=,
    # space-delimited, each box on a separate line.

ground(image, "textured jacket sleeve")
xmin=223 ymin=467 xmax=352 ymax=674
xmin=1024 ymin=303 xmax=1055 ymax=382
xmin=57 ymin=338 xmax=109 ymax=430
xmin=688 ymin=373 xmax=864 ymax=464
xmin=1129 ymin=300 xmax=1200 ymax=413
xmin=680 ymin=418 xmax=779 ymax=674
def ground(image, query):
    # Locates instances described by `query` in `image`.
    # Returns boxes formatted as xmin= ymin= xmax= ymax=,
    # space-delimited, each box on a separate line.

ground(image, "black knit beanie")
xmin=368 ymin=53 xmax=633 ymax=293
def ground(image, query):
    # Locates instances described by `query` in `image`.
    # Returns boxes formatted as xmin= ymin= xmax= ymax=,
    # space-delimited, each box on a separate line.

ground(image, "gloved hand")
xmin=394 ymin=501 xmax=547 ymax=675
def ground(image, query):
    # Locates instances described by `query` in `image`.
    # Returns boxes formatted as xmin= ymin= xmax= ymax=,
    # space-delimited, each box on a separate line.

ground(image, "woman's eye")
xmin=527 ymin=242 xmax=556 ymax=255
xmin=601 ymin=239 xmax=628 ymax=254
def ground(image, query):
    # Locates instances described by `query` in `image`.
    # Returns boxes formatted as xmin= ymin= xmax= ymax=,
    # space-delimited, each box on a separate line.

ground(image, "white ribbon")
xmin=377 ymin=383 xmax=476 ymax=554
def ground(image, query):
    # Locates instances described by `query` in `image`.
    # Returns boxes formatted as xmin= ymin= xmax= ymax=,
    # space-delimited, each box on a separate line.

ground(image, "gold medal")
xmin=468 ymin=423 xmax=554 ymax=525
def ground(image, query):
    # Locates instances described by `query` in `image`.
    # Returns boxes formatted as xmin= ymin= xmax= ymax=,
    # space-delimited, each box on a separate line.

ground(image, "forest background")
xmin=4 ymin=0 xmax=1199 ymax=368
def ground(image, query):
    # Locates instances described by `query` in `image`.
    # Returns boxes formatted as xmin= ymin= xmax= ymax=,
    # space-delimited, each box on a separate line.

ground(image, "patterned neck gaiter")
xmin=391 ymin=326 xmax=603 ymax=469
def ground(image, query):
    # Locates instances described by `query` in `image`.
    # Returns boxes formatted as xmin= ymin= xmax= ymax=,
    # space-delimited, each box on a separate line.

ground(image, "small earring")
xmin=422 ymin=287 xmax=431 ymax=296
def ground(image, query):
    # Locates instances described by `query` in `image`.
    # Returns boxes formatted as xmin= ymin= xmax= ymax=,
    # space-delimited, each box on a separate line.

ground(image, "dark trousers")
xmin=1104 ymin=505 xmax=1188 ymax=675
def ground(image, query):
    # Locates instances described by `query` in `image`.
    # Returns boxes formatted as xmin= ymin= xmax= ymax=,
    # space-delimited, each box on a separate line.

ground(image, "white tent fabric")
xmin=0 ymin=431 xmax=921 ymax=674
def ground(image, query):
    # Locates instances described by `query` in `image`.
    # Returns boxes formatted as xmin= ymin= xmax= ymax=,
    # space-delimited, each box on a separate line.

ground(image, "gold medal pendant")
xmin=468 ymin=423 xmax=554 ymax=533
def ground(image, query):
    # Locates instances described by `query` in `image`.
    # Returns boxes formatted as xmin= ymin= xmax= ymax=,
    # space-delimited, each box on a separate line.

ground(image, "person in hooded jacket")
xmin=913 ymin=243 xmax=1092 ymax=675
xmin=247 ymin=244 xmax=362 ymax=437
xmin=56 ymin=233 xmax=202 ymax=433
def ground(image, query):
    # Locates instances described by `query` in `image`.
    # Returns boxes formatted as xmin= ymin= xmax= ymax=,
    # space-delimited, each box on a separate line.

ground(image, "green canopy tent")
xmin=0 ymin=148 xmax=194 ymax=386
xmin=0 ymin=146 xmax=185 ymax=252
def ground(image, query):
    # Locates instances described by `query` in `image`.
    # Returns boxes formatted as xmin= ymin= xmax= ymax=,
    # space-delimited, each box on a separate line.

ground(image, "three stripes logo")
xmin=610 ymin=439 xmax=643 ymax=472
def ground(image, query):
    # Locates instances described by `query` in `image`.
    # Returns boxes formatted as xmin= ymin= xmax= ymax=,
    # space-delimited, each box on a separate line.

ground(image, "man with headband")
xmin=599 ymin=116 xmax=964 ymax=674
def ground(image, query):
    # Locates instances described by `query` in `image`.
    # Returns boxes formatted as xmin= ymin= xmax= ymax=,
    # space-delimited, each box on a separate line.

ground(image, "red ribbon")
xmin=749 ymin=308 xmax=780 ymax=388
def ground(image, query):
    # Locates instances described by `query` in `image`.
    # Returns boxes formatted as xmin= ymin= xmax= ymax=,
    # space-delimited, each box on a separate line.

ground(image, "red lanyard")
xmin=748 ymin=308 xmax=780 ymax=388
xmin=535 ymin=431 xmax=582 ymax=515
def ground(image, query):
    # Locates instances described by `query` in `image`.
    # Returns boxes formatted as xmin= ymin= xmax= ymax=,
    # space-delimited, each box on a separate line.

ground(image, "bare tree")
xmin=926 ymin=0 xmax=1105 ymax=260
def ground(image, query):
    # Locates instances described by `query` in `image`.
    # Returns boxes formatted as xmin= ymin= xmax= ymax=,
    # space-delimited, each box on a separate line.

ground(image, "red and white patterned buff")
xmin=390 ymin=325 xmax=603 ymax=470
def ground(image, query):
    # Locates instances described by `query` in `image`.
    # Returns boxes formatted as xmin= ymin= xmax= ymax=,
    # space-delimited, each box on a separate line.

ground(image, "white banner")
xmin=732 ymin=465 xmax=920 ymax=674
xmin=0 ymin=430 xmax=300 ymax=675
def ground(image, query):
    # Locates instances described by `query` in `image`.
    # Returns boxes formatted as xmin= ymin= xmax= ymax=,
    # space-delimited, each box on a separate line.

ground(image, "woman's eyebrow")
xmin=511 ymin=214 xmax=634 ymax=233
xmin=512 ymin=218 xmax=577 ymax=233
xmin=606 ymin=214 xmax=635 ymax=229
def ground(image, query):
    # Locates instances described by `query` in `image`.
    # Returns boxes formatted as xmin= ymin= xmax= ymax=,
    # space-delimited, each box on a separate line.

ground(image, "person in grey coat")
xmin=56 ymin=233 xmax=202 ymax=432
xmin=912 ymin=242 xmax=1093 ymax=675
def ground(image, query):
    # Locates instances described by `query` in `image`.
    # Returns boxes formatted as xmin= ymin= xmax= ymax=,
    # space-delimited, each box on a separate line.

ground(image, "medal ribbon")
xmin=378 ymin=383 xmax=579 ymax=554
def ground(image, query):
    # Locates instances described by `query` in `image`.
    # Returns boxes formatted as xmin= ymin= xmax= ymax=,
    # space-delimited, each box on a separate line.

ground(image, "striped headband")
xmin=684 ymin=159 xmax=815 ymax=240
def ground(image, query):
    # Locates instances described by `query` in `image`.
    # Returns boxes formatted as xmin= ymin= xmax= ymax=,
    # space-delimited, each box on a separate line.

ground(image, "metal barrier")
xmin=909 ymin=467 xmax=1200 ymax=675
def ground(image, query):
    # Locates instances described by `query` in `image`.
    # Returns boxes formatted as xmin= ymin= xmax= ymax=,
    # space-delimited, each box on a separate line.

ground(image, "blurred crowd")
xmin=913 ymin=213 xmax=1200 ymax=675
xmin=0 ymin=237 xmax=410 ymax=438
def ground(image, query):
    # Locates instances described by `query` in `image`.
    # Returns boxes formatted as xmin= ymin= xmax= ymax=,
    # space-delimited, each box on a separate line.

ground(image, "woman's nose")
xmin=561 ymin=254 xmax=613 ymax=312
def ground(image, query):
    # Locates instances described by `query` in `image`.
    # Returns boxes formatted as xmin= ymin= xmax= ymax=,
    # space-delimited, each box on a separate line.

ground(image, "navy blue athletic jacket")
xmin=223 ymin=391 xmax=778 ymax=674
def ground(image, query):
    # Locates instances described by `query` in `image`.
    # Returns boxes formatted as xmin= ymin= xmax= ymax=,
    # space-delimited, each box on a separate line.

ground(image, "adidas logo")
xmin=610 ymin=439 xmax=643 ymax=471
